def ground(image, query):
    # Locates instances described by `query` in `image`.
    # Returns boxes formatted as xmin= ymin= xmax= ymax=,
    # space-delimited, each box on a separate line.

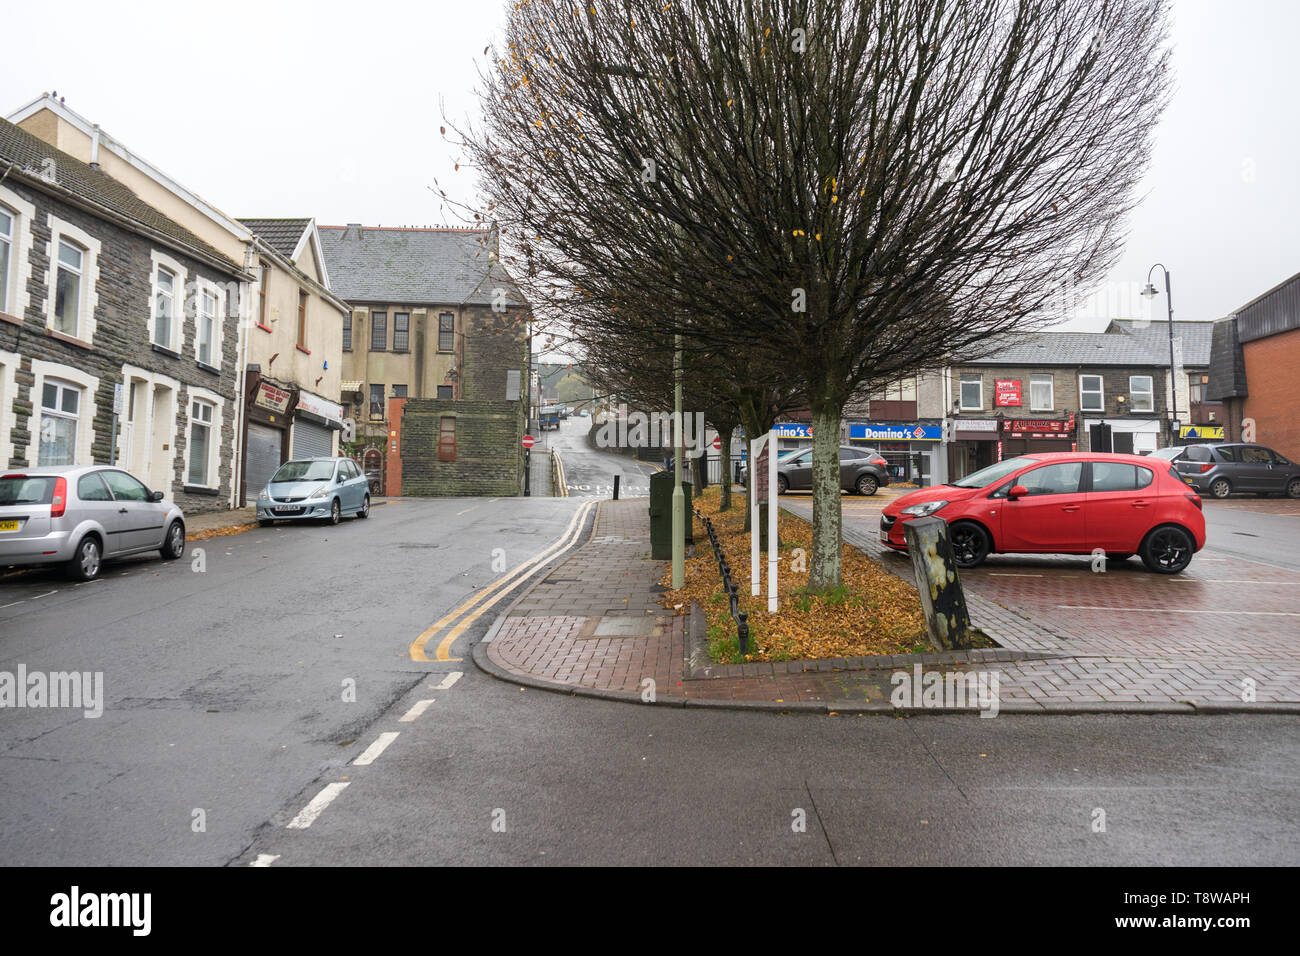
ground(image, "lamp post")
xmin=1141 ymin=264 xmax=1177 ymax=444
xmin=672 ymin=332 xmax=684 ymax=588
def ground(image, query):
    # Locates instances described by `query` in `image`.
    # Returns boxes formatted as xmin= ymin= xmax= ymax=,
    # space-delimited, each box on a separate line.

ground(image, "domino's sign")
xmin=849 ymin=423 xmax=942 ymax=442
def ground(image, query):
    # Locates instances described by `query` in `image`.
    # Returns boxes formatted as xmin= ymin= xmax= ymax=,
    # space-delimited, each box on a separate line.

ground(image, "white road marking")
xmin=432 ymin=671 xmax=463 ymax=691
xmin=456 ymin=505 xmax=478 ymax=516
xmin=31 ymin=590 xmax=57 ymax=599
xmin=1170 ymin=578 xmax=1289 ymax=584
xmin=352 ymin=731 xmax=400 ymax=766
xmin=249 ymin=854 xmax=280 ymax=867
xmin=0 ymin=601 xmax=23 ymax=610
xmin=286 ymin=782 xmax=350 ymax=829
xmin=399 ymin=699 xmax=436 ymax=722
xmin=1058 ymin=605 xmax=1300 ymax=617
xmin=989 ymin=572 xmax=1043 ymax=577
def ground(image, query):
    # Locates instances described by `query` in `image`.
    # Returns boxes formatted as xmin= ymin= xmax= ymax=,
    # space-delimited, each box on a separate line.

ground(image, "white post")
xmin=767 ymin=428 xmax=778 ymax=612
xmin=750 ymin=434 xmax=761 ymax=596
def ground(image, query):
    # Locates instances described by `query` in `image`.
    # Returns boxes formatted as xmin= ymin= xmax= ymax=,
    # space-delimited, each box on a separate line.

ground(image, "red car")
xmin=880 ymin=453 xmax=1206 ymax=574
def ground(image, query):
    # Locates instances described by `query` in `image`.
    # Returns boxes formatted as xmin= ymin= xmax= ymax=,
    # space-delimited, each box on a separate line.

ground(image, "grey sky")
xmin=2 ymin=0 xmax=1296 ymax=335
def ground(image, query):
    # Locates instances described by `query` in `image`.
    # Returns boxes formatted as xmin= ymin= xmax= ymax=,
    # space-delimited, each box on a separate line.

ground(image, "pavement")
xmin=477 ymin=492 xmax=1300 ymax=713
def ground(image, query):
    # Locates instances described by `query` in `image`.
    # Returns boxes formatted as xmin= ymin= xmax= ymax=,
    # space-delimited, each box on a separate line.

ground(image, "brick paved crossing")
xmin=480 ymin=497 xmax=1300 ymax=710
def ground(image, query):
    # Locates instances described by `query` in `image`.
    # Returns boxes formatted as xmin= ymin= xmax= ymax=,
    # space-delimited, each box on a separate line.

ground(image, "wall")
xmin=248 ymin=253 xmax=342 ymax=405
xmin=1243 ymin=326 xmax=1300 ymax=459
xmin=399 ymin=398 xmax=523 ymax=496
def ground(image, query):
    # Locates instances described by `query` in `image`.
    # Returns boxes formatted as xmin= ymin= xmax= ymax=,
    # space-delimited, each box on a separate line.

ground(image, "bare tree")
xmin=454 ymin=0 xmax=1170 ymax=589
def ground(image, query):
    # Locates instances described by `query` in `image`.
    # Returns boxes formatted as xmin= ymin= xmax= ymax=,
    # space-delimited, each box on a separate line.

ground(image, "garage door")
xmin=245 ymin=423 xmax=283 ymax=504
xmin=292 ymin=419 xmax=334 ymax=459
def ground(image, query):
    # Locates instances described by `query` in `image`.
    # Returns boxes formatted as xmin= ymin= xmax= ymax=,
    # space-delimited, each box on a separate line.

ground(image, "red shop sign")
xmin=995 ymin=380 xmax=1022 ymax=406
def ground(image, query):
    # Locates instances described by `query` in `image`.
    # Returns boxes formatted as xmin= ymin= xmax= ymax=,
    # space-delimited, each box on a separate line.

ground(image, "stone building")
xmin=317 ymin=224 xmax=530 ymax=495
xmin=0 ymin=118 xmax=247 ymax=513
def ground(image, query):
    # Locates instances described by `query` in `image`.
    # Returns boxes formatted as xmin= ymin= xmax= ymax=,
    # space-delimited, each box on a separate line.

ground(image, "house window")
xmin=371 ymin=311 xmax=387 ymax=351
xmin=257 ymin=263 xmax=269 ymax=326
xmin=38 ymin=379 xmax=80 ymax=465
xmin=959 ymin=373 xmax=982 ymax=410
xmin=154 ymin=267 xmax=176 ymax=348
xmin=188 ymin=399 xmax=215 ymax=486
xmin=393 ymin=312 xmax=409 ymax=351
xmin=369 ymin=384 xmax=385 ymax=420
xmin=438 ymin=416 xmax=456 ymax=462
xmin=392 ymin=385 xmax=408 ymax=398
xmin=198 ymin=290 xmax=217 ymax=366
xmin=437 ymin=385 xmax=453 ymax=400
xmin=53 ymin=240 xmax=83 ymax=335
xmin=1189 ymin=373 xmax=1207 ymax=404
xmin=1129 ymin=375 xmax=1154 ymax=413
xmin=438 ymin=313 xmax=454 ymax=352
xmin=1080 ymin=374 xmax=1104 ymax=412
xmin=297 ymin=290 xmax=308 ymax=348
xmin=343 ymin=312 xmax=353 ymax=351
xmin=0 ymin=207 xmax=11 ymax=312
xmin=1030 ymin=374 xmax=1054 ymax=411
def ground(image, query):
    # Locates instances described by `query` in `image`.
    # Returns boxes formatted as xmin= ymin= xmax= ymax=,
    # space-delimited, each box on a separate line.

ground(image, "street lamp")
xmin=1141 ymin=264 xmax=1178 ymax=443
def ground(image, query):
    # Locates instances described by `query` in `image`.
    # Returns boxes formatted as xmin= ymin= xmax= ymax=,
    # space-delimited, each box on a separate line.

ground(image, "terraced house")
xmin=318 ymin=224 xmax=530 ymax=496
xmin=8 ymin=94 xmax=350 ymax=506
xmin=0 ymin=118 xmax=247 ymax=512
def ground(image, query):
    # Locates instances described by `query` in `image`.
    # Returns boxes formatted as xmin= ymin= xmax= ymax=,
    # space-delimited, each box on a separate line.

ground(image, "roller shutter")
xmin=292 ymin=418 xmax=334 ymax=459
xmin=245 ymin=423 xmax=283 ymax=504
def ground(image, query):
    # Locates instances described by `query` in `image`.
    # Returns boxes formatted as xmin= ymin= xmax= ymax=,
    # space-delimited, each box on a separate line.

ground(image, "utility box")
xmin=649 ymin=471 xmax=693 ymax=559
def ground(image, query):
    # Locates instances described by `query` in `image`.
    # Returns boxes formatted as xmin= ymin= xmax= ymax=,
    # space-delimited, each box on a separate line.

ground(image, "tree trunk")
xmin=718 ymin=425 xmax=733 ymax=511
xmin=807 ymin=401 xmax=843 ymax=591
xmin=692 ymin=437 xmax=707 ymax=497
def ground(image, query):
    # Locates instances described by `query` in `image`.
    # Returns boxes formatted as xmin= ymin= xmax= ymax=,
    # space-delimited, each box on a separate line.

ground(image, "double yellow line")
xmin=408 ymin=499 xmax=595 ymax=662
xmin=553 ymin=449 xmax=568 ymax=497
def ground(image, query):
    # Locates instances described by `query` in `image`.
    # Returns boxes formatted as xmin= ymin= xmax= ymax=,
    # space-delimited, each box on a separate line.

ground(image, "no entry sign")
xmin=712 ymin=436 xmax=721 ymax=450
xmin=522 ymin=435 xmax=536 ymax=449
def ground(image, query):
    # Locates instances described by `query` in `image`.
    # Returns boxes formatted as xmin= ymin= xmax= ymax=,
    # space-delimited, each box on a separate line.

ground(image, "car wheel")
xmin=161 ymin=520 xmax=185 ymax=560
xmin=1140 ymin=525 xmax=1195 ymax=574
xmin=1209 ymin=477 xmax=1232 ymax=499
xmin=66 ymin=535 xmax=102 ymax=582
xmin=856 ymin=474 xmax=879 ymax=496
xmin=1287 ymin=477 xmax=1300 ymax=499
xmin=949 ymin=522 xmax=991 ymax=569
xmin=328 ymin=499 xmax=341 ymax=525
xmin=777 ymin=475 xmax=788 ymax=495
xmin=358 ymin=495 xmax=370 ymax=519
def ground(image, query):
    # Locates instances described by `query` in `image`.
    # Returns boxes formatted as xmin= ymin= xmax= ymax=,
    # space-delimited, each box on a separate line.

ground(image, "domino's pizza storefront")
xmin=848 ymin=423 xmax=942 ymax=486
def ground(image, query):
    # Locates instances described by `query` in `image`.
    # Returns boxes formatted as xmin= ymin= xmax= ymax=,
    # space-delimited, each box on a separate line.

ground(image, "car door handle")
xmin=1131 ymin=500 xmax=1150 ymax=508
xmin=118 ymin=508 xmax=129 ymax=514
xmin=1061 ymin=505 xmax=1081 ymax=512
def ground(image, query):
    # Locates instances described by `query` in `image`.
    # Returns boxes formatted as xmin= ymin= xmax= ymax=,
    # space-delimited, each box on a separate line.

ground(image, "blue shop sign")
xmin=849 ymin=423 xmax=942 ymax=442
xmin=773 ymin=423 xmax=813 ymax=438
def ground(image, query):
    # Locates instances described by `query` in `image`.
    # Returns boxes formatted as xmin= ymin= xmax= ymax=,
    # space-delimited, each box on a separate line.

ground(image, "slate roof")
xmin=0 ymin=118 xmax=243 ymax=274
xmin=1108 ymin=319 xmax=1215 ymax=366
xmin=237 ymin=218 xmax=311 ymax=260
xmin=317 ymin=225 xmax=524 ymax=307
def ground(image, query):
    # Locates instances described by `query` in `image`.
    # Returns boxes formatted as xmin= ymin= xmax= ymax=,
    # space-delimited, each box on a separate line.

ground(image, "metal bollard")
xmin=613 ymin=474 xmax=620 ymax=500
xmin=737 ymin=611 xmax=749 ymax=655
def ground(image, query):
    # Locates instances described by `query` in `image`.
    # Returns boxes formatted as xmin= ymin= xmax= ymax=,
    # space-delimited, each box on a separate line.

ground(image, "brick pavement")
xmin=478 ymin=497 xmax=1300 ymax=711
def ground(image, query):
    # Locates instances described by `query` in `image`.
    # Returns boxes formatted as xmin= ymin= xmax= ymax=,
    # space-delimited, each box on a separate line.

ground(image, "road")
xmin=2 ymin=437 xmax=1298 ymax=866
xmin=1200 ymin=497 xmax=1300 ymax=571
xmin=534 ymin=415 xmax=660 ymax=497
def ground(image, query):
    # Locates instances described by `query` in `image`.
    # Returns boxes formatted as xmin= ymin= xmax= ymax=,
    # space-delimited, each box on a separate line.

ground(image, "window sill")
xmin=196 ymin=360 xmax=221 ymax=376
xmin=183 ymin=485 xmax=220 ymax=497
xmin=392 ymin=348 xmax=410 ymax=354
xmin=152 ymin=343 xmax=183 ymax=360
xmin=295 ymin=344 xmax=311 ymax=355
xmin=0 ymin=310 xmax=21 ymax=327
xmin=46 ymin=328 xmax=94 ymax=350
xmin=256 ymin=323 xmax=273 ymax=333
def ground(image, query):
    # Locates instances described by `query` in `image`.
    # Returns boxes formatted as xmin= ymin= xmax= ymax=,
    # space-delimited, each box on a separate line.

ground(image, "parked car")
xmin=256 ymin=457 xmax=370 ymax=525
xmin=776 ymin=445 xmax=890 ymax=495
xmin=0 ymin=465 xmax=186 ymax=581
xmin=879 ymin=452 xmax=1206 ymax=573
xmin=1158 ymin=442 xmax=1300 ymax=499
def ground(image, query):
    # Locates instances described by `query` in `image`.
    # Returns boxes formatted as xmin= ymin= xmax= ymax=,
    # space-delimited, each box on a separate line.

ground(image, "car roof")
xmin=2 ymin=464 xmax=117 ymax=476
xmin=1021 ymin=451 xmax=1167 ymax=464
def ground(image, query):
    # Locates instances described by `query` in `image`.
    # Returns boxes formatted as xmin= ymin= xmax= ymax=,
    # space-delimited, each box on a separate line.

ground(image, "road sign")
xmin=712 ymin=435 xmax=721 ymax=450
xmin=522 ymin=435 xmax=536 ymax=449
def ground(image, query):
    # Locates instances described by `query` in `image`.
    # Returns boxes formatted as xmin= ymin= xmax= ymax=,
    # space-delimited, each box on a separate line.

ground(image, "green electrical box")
xmin=649 ymin=471 xmax=693 ymax=560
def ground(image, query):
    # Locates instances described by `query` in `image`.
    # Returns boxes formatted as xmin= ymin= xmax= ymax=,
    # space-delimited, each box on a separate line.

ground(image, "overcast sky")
xmin=3 ymin=0 xmax=1296 ymax=336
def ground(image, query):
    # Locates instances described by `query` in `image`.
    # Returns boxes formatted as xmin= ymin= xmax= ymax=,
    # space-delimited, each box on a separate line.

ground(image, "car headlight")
xmin=307 ymin=485 xmax=329 ymax=501
xmin=901 ymin=500 xmax=949 ymax=517
xmin=258 ymin=489 xmax=269 ymax=501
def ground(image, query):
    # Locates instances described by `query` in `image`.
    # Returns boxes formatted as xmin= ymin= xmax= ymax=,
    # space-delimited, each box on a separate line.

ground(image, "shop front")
xmin=1001 ymin=414 xmax=1076 ymax=457
xmin=950 ymin=418 xmax=1001 ymax=478
xmin=242 ymin=374 xmax=297 ymax=505
xmin=1080 ymin=416 xmax=1157 ymax=454
xmin=292 ymin=390 xmax=343 ymax=459
xmin=848 ymin=422 xmax=942 ymax=486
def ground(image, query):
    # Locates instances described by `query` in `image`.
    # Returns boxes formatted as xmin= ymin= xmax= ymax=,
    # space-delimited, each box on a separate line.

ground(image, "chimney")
xmin=344 ymin=223 xmax=363 ymax=241
xmin=89 ymin=124 xmax=101 ymax=170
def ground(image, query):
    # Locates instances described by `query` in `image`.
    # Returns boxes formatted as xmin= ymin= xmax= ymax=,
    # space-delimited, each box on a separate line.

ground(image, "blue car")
xmin=256 ymin=457 xmax=371 ymax=526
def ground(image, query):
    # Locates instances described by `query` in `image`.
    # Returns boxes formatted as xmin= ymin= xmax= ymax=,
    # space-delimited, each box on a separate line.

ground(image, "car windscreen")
xmin=270 ymin=460 xmax=335 ymax=483
xmin=1147 ymin=447 xmax=1183 ymax=460
xmin=0 ymin=476 xmax=56 ymax=505
xmin=950 ymin=457 xmax=1031 ymax=488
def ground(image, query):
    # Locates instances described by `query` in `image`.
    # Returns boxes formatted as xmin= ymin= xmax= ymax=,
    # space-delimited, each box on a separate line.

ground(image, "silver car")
xmin=256 ymin=457 xmax=371 ymax=526
xmin=0 ymin=465 xmax=186 ymax=581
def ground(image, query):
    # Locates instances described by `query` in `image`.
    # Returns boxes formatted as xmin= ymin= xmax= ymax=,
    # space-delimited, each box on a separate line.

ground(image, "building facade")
xmin=318 ymin=224 xmax=530 ymax=495
xmin=0 ymin=119 xmax=247 ymax=512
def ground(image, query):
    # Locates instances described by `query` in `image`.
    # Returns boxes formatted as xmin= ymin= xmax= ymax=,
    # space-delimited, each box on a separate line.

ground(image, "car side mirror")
xmin=150 ymin=491 xmax=164 ymax=502
xmin=1008 ymin=485 xmax=1028 ymax=501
